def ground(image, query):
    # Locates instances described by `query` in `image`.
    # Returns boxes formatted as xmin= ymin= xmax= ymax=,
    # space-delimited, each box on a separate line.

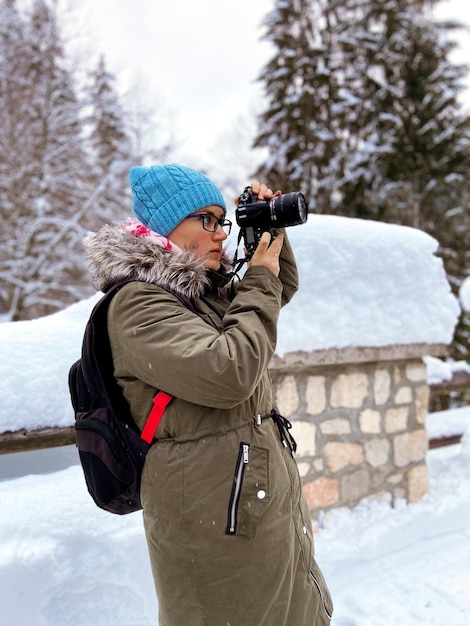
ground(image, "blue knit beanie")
xmin=129 ymin=164 xmax=226 ymax=236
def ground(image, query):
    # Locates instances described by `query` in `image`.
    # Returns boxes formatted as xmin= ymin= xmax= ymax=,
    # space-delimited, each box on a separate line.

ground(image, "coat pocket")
xmin=225 ymin=442 xmax=270 ymax=538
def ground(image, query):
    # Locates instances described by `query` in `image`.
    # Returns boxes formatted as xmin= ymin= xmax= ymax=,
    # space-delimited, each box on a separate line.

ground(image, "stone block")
xmin=303 ymin=477 xmax=339 ymax=510
xmin=385 ymin=406 xmax=409 ymax=433
xmin=407 ymin=463 xmax=429 ymax=502
xmin=341 ymin=469 xmax=371 ymax=504
xmin=393 ymin=430 xmax=428 ymax=468
xmin=306 ymin=376 xmax=327 ymax=414
xmin=275 ymin=375 xmax=299 ymax=417
xmin=415 ymin=385 xmax=430 ymax=424
xmin=386 ymin=472 xmax=404 ymax=485
xmin=320 ymin=418 xmax=351 ymax=436
xmin=331 ymin=372 xmax=368 ymax=409
xmin=394 ymin=386 xmax=412 ymax=404
xmin=325 ymin=441 xmax=364 ymax=473
xmin=297 ymin=461 xmax=311 ymax=478
xmin=293 ymin=421 xmax=317 ymax=457
xmin=359 ymin=408 xmax=381 ymax=434
xmin=406 ymin=362 xmax=427 ymax=383
xmin=365 ymin=438 xmax=390 ymax=467
xmin=374 ymin=368 xmax=391 ymax=405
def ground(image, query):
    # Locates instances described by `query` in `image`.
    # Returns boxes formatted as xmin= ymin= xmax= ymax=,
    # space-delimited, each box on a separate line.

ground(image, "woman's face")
xmin=168 ymin=206 xmax=229 ymax=271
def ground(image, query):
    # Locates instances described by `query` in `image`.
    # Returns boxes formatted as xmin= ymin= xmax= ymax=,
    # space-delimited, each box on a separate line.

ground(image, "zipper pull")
xmin=242 ymin=443 xmax=249 ymax=464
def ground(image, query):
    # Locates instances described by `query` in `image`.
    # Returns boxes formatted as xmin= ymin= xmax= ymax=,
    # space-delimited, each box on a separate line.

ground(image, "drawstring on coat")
xmin=258 ymin=409 xmax=297 ymax=456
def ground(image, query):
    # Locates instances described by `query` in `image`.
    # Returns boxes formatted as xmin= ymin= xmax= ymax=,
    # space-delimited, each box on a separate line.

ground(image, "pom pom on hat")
xmin=129 ymin=164 xmax=226 ymax=236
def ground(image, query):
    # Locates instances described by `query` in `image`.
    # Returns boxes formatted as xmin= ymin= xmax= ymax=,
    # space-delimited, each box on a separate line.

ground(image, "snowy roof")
xmin=276 ymin=215 xmax=459 ymax=356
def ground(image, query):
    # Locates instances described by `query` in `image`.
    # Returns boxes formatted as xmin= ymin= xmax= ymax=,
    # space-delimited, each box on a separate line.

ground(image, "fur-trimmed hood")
xmin=83 ymin=220 xmax=233 ymax=299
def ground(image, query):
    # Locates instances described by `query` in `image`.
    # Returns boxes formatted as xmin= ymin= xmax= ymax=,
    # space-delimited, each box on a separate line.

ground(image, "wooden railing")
xmin=0 ymin=426 xmax=75 ymax=454
xmin=428 ymin=370 xmax=470 ymax=448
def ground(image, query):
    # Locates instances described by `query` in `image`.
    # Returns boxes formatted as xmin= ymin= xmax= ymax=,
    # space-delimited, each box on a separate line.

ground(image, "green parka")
xmin=84 ymin=222 xmax=333 ymax=626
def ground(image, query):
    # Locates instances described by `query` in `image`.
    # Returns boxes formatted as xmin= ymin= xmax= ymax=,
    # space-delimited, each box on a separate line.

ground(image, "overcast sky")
xmin=71 ymin=0 xmax=469 ymax=160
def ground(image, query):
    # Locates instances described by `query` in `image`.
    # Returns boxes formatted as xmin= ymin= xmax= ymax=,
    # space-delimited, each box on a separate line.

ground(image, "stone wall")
xmin=269 ymin=343 xmax=446 ymax=518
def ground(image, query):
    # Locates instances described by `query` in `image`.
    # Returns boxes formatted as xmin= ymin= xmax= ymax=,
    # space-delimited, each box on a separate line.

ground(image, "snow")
xmin=0 ymin=215 xmax=460 ymax=434
xmin=423 ymin=354 xmax=470 ymax=385
xmin=0 ymin=215 xmax=469 ymax=623
xmin=459 ymin=275 xmax=470 ymax=311
xmin=427 ymin=405 xmax=470 ymax=440
xmin=277 ymin=215 xmax=459 ymax=354
xmin=0 ymin=432 xmax=469 ymax=624
xmin=315 ymin=440 xmax=470 ymax=625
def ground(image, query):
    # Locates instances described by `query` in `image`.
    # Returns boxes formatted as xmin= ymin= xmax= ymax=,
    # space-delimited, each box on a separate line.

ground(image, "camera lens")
xmin=271 ymin=192 xmax=308 ymax=227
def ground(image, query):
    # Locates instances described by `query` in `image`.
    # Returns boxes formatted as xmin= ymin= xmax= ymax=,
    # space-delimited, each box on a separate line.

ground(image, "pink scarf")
xmin=122 ymin=219 xmax=181 ymax=252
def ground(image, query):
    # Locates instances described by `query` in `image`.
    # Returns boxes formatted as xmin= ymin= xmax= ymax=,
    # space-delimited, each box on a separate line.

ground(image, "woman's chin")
xmin=203 ymin=259 xmax=221 ymax=271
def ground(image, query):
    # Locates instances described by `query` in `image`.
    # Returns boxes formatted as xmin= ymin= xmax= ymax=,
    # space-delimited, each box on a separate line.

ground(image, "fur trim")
xmin=83 ymin=220 xmax=232 ymax=299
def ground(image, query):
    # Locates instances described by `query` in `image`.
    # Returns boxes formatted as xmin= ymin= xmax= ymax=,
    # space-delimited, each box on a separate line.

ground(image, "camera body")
xmin=235 ymin=187 xmax=308 ymax=258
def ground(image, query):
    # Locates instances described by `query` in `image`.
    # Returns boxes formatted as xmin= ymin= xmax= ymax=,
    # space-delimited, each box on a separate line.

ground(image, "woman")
xmin=84 ymin=164 xmax=332 ymax=625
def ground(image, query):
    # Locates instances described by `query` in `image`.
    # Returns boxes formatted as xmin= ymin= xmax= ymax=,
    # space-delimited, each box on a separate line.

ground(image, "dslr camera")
xmin=235 ymin=186 xmax=308 ymax=259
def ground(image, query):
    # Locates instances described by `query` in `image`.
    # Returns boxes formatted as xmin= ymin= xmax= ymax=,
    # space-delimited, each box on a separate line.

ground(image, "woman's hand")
xmin=250 ymin=180 xmax=282 ymax=201
xmin=244 ymin=180 xmax=284 ymax=276
xmin=249 ymin=231 xmax=284 ymax=277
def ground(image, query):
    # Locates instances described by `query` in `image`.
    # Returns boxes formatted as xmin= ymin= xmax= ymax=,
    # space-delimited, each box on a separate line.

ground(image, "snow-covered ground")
xmin=0 ymin=432 xmax=469 ymax=625
xmin=318 ymin=437 xmax=470 ymax=626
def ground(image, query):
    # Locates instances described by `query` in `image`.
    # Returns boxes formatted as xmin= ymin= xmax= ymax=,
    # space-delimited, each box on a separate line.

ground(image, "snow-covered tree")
xmin=85 ymin=55 xmax=134 ymax=226
xmin=339 ymin=0 xmax=470 ymax=228
xmin=0 ymin=1 xmax=178 ymax=322
xmin=0 ymin=0 xmax=95 ymax=320
xmin=123 ymin=77 xmax=175 ymax=167
xmin=255 ymin=0 xmax=470 ymax=215
xmin=253 ymin=0 xmax=352 ymax=211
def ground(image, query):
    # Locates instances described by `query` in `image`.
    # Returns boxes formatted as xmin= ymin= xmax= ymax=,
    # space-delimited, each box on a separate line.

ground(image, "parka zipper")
xmin=226 ymin=442 xmax=250 ymax=535
xmin=310 ymin=570 xmax=333 ymax=619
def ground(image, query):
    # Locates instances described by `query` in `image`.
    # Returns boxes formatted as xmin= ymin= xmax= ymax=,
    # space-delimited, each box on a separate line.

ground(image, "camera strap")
xmin=230 ymin=230 xmax=251 ymax=278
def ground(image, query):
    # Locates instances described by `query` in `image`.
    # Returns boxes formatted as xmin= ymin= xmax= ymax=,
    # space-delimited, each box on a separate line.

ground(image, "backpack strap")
xmin=140 ymin=391 xmax=174 ymax=444
xmin=107 ymin=279 xmax=197 ymax=444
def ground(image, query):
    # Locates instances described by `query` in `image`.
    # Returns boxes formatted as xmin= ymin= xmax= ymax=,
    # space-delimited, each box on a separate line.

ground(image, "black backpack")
xmin=69 ymin=280 xmax=185 ymax=515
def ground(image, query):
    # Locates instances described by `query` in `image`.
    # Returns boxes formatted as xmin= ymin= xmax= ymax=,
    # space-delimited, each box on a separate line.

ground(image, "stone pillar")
xmin=269 ymin=344 xmax=443 ymax=517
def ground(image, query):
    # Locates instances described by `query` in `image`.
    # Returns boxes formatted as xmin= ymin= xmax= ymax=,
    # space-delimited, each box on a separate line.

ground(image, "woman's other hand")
xmin=249 ymin=231 xmax=284 ymax=277
xmin=250 ymin=180 xmax=282 ymax=200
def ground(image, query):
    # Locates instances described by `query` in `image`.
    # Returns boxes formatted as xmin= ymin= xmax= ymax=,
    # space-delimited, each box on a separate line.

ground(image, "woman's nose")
xmin=214 ymin=225 xmax=228 ymax=240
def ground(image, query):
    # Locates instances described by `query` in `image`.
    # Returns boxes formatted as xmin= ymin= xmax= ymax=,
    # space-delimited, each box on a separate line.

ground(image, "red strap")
xmin=140 ymin=391 xmax=173 ymax=444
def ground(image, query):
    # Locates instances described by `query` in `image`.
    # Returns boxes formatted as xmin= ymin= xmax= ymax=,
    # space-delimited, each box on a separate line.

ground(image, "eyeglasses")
xmin=186 ymin=213 xmax=232 ymax=235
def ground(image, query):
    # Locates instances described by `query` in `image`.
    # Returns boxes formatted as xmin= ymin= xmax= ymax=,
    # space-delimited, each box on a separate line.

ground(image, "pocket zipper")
xmin=226 ymin=443 xmax=250 ymax=535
